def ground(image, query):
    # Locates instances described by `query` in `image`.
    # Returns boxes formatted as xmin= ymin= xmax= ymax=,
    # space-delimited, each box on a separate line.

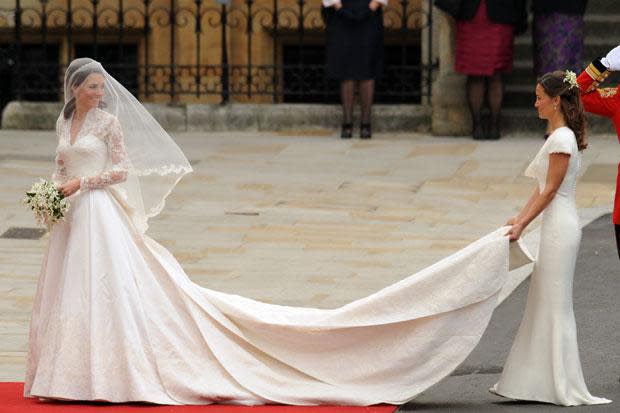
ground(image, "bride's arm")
xmin=51 ymin=153 xmax=67 ymax=186
xmin=80 ymin=117 xmax=129 ymax=190
xmin=506 ymin=153 xmax=570 ymax=241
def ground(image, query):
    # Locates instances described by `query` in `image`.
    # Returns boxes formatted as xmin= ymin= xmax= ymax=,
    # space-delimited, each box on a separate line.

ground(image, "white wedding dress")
xmin=25 ymin=108 xmax=531 ymax=405
xmin=490 ymin=127 xmax=611 ymax=406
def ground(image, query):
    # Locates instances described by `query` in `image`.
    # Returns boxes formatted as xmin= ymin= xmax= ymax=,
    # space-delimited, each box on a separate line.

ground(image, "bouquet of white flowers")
xmin=23 ymin=179 xmax=70 ymax=229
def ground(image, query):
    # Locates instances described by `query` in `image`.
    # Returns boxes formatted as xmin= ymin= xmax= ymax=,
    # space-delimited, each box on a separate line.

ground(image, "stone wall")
xmin=1 ymin=101 xmax=432 ymax=133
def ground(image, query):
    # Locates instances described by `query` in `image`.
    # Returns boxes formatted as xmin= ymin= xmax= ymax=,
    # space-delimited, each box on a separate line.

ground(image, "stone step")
xmin=504 ymin=61 xmax=537 ymax=86
xmin=504 ymin=71 xmax=620 ymax=108
xmin=504 ymin=60 xmax=620 ymax=87
xmin=588 ymin=0 xmax=618 ymax=13
xmin=501 ymin=108 xmax=615 ymax=134
xmin=584 ymin=14 xmax=620 ymax=39
xmin=513 ymin=36 xmax=620 ymax=62
xmin=1 ymin=101 xmax=433 ymax=133
xmin=504 ymin=84 xmax=535 ymax=108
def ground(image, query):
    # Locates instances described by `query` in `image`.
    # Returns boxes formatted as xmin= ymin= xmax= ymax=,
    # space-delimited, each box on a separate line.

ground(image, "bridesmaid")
xmin=491 ymin=71 xmax=611 ymax=406
xmin=322 ymin=0 xmax=386 ymax=139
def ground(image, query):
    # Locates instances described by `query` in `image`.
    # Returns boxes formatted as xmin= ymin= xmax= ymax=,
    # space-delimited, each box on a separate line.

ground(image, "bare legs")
xmin=466 ymin=72 xmax=504 ymax=140
xmin=339 ymin=79 xmax=375 ymax=139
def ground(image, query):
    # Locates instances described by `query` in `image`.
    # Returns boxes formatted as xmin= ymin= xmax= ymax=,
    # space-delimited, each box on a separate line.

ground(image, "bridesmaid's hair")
xmin=537 ymin=71 xmax=588 ymax=151
xmin=63 ymin=65 xmax=105 ymax=120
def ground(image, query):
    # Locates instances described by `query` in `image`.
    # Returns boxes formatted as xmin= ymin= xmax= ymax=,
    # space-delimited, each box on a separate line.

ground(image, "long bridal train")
xmin=24 ymin=175 xmax=532 ymax=405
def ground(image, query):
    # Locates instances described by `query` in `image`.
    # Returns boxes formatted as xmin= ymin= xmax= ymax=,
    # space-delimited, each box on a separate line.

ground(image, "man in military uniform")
xmin=577 ymin=45 xmax=620 ymax=258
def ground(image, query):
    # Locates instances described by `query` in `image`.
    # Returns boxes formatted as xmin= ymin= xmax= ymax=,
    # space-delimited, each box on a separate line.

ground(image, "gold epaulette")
xmin=597 ymin=87 xmax=618 ymax=98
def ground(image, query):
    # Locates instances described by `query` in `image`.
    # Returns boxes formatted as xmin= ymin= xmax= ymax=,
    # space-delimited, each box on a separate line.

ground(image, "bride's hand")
xmin=505 ymin=223 xmax=524 ymax=242
xmin=506 ymin=216 xmax=518 ymax=226
xmin=57 ymin=178 xmax=81 ymax=198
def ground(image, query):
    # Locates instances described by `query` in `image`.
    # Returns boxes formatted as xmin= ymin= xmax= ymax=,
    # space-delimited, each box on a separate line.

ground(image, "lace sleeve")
xmin=51 ymin=117 xmax=67 ymax=185
xmin=80 ymin=117 xmax=129 ymax=189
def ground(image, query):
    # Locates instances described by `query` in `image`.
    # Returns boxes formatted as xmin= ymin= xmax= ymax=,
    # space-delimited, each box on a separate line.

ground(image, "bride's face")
xmin=534 ymin=83 xmax=559 ymax=120
xmin=74 ymin=73 xmax=105 ymax=112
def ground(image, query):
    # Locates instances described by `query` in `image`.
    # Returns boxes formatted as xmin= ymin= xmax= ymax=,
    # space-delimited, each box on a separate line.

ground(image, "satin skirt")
xmin=25 ymin=187 xmax=526 ymax=405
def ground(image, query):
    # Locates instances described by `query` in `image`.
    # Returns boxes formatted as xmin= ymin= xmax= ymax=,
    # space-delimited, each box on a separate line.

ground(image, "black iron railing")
xmin=0 ymin=0 xmax=435 ymax=107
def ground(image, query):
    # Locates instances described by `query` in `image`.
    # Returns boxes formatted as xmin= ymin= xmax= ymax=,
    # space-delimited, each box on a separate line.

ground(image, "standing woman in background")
xmin=454 ymin=0 xmax=527 ymax=140
xmin=532 ymin=0 xmax=588 ymax=138
xmin=322 ymin=0 xmax=386 ymax=139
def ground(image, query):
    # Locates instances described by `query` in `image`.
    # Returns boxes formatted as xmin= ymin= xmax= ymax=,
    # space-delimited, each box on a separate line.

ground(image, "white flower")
xmin=564 ymin=70 xmax=578 ymax=90
xmin=22 ymin=179 xmax=70 ymax=229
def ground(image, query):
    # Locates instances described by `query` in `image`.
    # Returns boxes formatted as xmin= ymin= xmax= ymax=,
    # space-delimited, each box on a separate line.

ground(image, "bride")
xmin=22 ymin=58 xmax=603 ymax=406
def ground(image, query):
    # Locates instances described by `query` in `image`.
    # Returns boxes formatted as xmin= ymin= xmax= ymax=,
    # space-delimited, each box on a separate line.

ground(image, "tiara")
xmin=563 ymin=70 xmax=578 ymax=90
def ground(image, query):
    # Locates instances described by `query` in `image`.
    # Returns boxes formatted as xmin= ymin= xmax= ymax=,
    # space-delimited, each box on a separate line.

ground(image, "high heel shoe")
xmin=487 ymin=119 xmax=501 ymax=140
xmin=360 ymin=123 xmax=372 ymax=139
xmin=472 ymin=120 xmax=485 ymax=140
xmin=340 ymin=123 xmax=353 ymax=139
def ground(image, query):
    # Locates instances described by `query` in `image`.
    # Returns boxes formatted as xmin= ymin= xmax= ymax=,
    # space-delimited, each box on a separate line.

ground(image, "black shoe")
xmin=486 ymin=122 xmax=501 ymax=140
xmin=360 ymin=123 xmax=372 ymax=139
xmin=340 ymin=123 xmax=353 ymax=139
xmin=472 ymin=122 xmax=485 ymax=140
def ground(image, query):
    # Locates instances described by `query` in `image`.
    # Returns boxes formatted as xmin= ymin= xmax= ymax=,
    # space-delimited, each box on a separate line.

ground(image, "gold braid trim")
xmin=584 ymin=62 xmax=610 ymax=92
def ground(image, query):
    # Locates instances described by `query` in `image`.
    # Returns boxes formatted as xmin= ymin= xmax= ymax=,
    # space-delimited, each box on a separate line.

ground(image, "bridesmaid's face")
xmin=74 ymin=73 xmax=105 ymax=112
xmin=534 ymin=83 xmax=559 ymax=120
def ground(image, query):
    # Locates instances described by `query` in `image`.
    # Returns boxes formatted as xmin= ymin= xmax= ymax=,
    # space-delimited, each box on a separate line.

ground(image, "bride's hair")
xmin=537 ymin=71 xmax=587 ymax=151
xmin=63 ymin=64 xmax=106 ymax=119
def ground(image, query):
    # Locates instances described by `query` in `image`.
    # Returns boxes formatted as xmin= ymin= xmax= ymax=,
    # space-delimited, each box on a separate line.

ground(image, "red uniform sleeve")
xmin=578 ymin=59 xmax=617 ymax=118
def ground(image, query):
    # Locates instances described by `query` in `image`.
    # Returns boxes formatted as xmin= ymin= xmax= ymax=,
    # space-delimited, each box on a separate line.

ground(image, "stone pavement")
xmin=0 ymin=130 xmax=617 ymax=385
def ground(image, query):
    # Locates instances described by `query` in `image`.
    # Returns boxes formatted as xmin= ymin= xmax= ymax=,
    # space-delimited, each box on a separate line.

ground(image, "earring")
xmin=554 ymin=105 xmax=558 ymax=111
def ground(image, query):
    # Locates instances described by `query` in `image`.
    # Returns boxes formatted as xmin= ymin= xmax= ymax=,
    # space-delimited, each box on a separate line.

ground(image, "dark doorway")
xmin=74 ymin=44 xmax=139 ymax=96
xmin=282 ymin=43 xmax=422 ymax=104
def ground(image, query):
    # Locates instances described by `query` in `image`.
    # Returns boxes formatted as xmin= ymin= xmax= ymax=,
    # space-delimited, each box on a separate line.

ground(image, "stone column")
xmin=431 ymin=9 xmax=470 ymax=136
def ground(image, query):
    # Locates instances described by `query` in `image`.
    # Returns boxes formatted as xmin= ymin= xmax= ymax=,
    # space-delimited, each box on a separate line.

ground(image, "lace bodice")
xmin=524 ymin=127 xmax=581 ymax=199
xmin=52 ymin=108 xmax=128 ymax=189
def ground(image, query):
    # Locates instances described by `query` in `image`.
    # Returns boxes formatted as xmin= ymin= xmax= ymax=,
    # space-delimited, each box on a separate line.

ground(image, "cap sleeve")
xmin=546 ymin=129 xmax=574 ymax=156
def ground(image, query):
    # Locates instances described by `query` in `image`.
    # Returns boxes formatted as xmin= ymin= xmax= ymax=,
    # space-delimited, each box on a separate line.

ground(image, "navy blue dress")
xmin=324 ymin=0 xmax=384 ymax=80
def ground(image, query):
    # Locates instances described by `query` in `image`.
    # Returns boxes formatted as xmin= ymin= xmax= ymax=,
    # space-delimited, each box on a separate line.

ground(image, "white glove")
xmin=322 ymin=0 xmax=341 ymax=7
xmin=601 ymin=44 xmax=620 ymax=71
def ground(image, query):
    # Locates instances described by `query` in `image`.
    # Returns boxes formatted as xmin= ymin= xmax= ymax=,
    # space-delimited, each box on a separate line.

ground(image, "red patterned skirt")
xmin=455 ymin=0 xmax=515 ymax=76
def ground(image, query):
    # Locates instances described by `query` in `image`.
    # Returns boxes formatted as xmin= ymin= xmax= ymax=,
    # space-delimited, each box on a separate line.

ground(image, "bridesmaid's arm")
xmin=507 ymin=154 xmax=570 ymax=241
xmin=507 ymin=187 xmax=541 ymax=226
